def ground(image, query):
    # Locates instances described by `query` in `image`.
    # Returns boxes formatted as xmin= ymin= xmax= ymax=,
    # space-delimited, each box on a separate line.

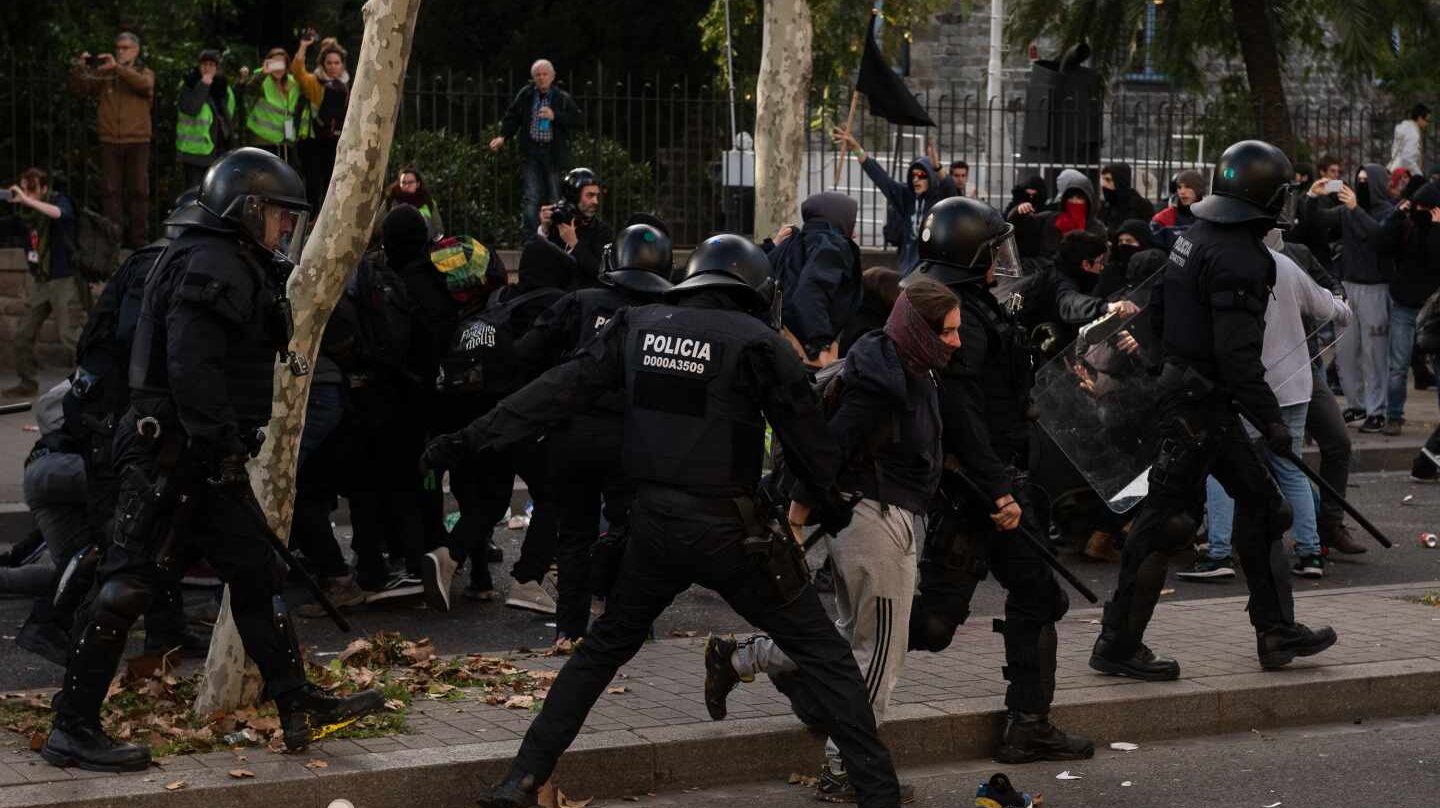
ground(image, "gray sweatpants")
xmin=733 ymin=499 xmax=921 ymax=770
xmin=1334 ymin=281 xmax=1390 ymax=417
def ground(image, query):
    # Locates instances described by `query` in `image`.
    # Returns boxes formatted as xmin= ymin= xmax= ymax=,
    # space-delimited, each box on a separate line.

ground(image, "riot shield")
xmin=1032 ymin=277 xmax=1342 ymax=513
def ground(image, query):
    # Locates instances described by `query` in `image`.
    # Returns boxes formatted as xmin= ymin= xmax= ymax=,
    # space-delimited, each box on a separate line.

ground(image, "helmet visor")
xmin=990 ymin=232 xmax=1023 ymax=278
xmin=239 ymin=196 xmax=310 ymax=264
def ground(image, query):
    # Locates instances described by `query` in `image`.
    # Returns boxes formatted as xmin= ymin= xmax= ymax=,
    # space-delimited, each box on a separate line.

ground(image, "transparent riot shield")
xmin=1032 ymin=277 xmax=1342 ymax=513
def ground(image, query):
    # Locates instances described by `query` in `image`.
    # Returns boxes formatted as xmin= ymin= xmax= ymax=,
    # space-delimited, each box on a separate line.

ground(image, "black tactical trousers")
xmin=910 ymin=480 xmax=1068 ymax=715
xmin=509 ymin=486 xmax=901 ymax=808
xmin=53 ymin=420 xmax=307 ymax=724
xmin=1104 ymin=397 xmax=1293 ymax=653
xmin=548 ymin=418 xmax=633 ymax=641
xmin=446 ymin=439 xmax=558 ymax=590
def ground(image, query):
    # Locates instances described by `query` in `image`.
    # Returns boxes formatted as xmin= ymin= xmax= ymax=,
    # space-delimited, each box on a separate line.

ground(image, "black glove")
xmin=814 ymin=489 xmax=855 ymax=537
xmin=420 ymin=432 xmax=469 ymax=474
xmin=1263 ymin=421 xmax=1293 ymax=458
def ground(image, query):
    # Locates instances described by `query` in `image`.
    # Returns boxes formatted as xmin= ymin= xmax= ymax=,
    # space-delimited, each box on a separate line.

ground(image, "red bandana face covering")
xmin=1054 ymin=197 xmax=1089 ymax=234
xmin=885 ymin=291 xmax=956 ymax=375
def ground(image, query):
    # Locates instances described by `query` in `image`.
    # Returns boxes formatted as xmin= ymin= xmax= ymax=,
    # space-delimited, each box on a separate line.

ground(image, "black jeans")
xmin=520 ymin=149 xmax=560 ymax=240
xmin=1305 ymin=379 xmax=1351 ymax=532
xmin=507 ymin=486 xmax=900 ymax=808
xmin=549 ymin=417 xmax=633 ymax=640
xmin=343 ymin=417 xmax=427 ymax=585
xmin=1104 ymin=396 xmax=1293 ymax=654
xmin=446 ymin=439 xmax=558 ymax=588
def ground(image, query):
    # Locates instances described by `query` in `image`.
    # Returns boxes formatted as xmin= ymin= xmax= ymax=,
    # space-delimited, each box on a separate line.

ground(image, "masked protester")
xmin=1091 ymin=140 xmax=1337 ymax=683
xmin=1010 ymin=169 xmax=1106 ymax=259
xmin=422 ymin=234 xmax=904 ymax=808
xmin=41 ymin=148 xmax=385 ymax=773
xmin=707 ymin=280 xmax=957 ymax=801
xmin=1381 ymin=181 xmax=1440 ymax=435
xmin=1098 ymin=163 xmax=1155 ymax=233
xmin=834 ymin=126 xmax=956 ymax=274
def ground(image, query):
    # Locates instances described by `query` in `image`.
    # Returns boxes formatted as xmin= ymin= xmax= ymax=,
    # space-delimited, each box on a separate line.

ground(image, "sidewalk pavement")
xmin=2 ymin=583 xmax=1438 ymax=808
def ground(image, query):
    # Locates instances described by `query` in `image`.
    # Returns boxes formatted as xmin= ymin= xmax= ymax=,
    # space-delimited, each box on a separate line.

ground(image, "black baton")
xmin=945 ymin=467 xmax=1100 ymax=603
xmin=228 ymin=487 xmax=355 ymax=632
xmin=1232 ymin=401 xmax=1393 ymax=549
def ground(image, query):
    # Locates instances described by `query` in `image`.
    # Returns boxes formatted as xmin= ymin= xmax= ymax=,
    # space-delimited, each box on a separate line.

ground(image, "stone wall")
xmin=0 ymin=248 xmax=81 ymax=373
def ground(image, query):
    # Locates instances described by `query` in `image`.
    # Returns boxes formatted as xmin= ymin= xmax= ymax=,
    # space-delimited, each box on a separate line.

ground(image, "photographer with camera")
xmin=3 ymin=168 xmax=82 ymax=400
xmin=491 ymin=59 xmax=583 ymax=239
xmin=68 ymin=32 xmax=154 ymax=248
xmin=539 ymin=168 xmax=613 ymax=287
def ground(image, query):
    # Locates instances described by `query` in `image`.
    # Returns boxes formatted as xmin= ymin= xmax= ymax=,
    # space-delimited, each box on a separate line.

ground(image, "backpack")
xmin=437 ymin=287 xmax=558 ymax=396
xmin=348 ymin=251 xmax=415 ymax=380
xmin=66 ymin=206 xmax=123 ymax=281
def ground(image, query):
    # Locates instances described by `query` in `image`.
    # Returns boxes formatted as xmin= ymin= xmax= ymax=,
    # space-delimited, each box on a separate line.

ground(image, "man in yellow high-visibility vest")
xmin=175 ymin=50 xmax=236 ymax=190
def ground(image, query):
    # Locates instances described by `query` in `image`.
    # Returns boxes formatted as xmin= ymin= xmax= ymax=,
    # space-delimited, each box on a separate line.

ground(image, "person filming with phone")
xmin=239 ymin=46 xmax=304 ymax=165
xmin=68 ymin=32 xmax=154 ymax=248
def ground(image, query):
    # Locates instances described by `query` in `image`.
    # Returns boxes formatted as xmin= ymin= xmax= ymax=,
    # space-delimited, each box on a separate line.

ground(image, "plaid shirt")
xmin=527 ymin=90 xmax=554 ymax=144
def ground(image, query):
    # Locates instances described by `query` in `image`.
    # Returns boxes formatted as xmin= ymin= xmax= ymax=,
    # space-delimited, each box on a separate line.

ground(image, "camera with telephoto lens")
xmin=550 ymin=198 xmax=579 ymax=227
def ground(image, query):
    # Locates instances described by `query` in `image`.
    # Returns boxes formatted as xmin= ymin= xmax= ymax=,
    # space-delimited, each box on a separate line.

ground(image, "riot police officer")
xmin=42 ymin=148 xmax=383 ymax=773
xmin=904 ymin=196 xmax=1094 ymax=764
xmin=1089 ymin=140 xmax=1336 ymax=680
xmin=421 ymin=222 xmax=674 ymax=638
xmin=423 ymin=234 xmax=902 ymax=808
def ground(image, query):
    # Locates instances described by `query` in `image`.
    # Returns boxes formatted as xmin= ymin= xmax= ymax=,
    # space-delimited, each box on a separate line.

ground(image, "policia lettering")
xmin=639 ymin=330 xmax=716 ymax=374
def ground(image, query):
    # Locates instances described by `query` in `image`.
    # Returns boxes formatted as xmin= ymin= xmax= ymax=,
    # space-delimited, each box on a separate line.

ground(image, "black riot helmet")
xmin=1192 ymin=140 xmax=1295 ymax=225
xmin=560 ymin=167 xmax=600 ymax=205
xmin=670 ymin=233 xmax=777 ymax=323
xmin=602 ymin=223 xmax=674 ymax=295
xmin=908 ymin=196 xmax=1021 ymax=286
xmin=197 ymin=147 xmax=312 ymax=263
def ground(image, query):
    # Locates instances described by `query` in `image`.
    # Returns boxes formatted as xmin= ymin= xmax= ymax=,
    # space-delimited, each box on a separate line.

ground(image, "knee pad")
xmin=1270 ymin=496 xmax=1294 ymax=535
xmin=272 ymin=595 xmax=306 ymax=676
xmin=908 ymin=598 xmax=963 ymax=652
xmin=1158 ymin=511 xmax=1198 ymax=552
xmin=93 ymin=576 xmax=151 ymax=631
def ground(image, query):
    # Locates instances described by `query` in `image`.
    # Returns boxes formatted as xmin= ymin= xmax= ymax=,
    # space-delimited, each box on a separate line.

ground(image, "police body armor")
xmin=1154 ymin=220 xmax=1274 ymax=392
xmin=947 ymin=282 xmax=1034 ymax=459
xmin=622 ymin=303 xmax=771 ymax=496
xmin=575 ymin=285 xmax=636 ymax=416
xmin=129 ymin=229 xmax=287 ymax=433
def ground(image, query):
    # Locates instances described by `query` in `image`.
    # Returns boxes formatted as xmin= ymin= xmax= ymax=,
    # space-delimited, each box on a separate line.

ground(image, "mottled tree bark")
xmin=753 ymin=0 xmax=813 ymax=240
xmin=195 ymin=0 xmax=424 ymax=715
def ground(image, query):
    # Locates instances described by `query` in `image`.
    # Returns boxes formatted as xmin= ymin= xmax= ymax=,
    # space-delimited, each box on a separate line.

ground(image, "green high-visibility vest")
xmin=246 ymin=76 xmax=307 ymax=145
xmin=176 ymin=85 xmax=236 ymax=156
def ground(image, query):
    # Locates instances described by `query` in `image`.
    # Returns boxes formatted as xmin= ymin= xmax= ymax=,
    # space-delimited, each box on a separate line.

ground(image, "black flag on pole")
xmin=855 ymin=17 xmax=935 ymax=127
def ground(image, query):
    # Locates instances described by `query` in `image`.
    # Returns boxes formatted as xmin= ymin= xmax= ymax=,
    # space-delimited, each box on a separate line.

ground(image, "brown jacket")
xmin=69 ymin=63 xmax=156 ymax=144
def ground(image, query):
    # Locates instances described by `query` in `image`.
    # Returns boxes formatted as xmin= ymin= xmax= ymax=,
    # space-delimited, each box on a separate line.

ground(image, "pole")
xmin=986 ymin=0 xmax=1004 ymax=103
xmin=833 ymin=90 xmax=860 ymax=187
xmin=723 ymin=0 xmax=738 ymax=147
xmin=985 ymin=0 xmax=1005 ymax=204
xmin=1232 ymin=401 xmax=1394 ymax=549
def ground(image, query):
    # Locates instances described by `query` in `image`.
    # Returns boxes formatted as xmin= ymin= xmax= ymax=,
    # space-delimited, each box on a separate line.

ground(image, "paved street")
xmin=636 ymin=713 xmax=1440 ymax=808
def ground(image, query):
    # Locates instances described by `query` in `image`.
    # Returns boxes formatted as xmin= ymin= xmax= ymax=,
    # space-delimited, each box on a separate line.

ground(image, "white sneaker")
xmin=505 ymin=579 xmax=557 ymax=615
xmin=423 ymin=548 xmax=459 ymax=613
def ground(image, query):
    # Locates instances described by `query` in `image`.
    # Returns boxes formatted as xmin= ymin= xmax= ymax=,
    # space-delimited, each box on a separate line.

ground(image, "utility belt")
xmin=111 ymin=411 xmax=193 ymax=570
xmin=734 ymin=493 xmax=811 ymax=607
xmin=1158 ymin=361 xmax=1220 ymax=403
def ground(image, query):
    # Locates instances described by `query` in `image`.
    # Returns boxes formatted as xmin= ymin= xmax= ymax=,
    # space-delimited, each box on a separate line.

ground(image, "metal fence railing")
xmin=2 ymin=55 xmax=1430 ymax=249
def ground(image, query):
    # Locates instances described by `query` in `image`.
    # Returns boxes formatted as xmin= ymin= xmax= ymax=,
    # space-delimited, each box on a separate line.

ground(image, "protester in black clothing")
xmin=423 ymin=234 xmax=902 ymax=808
xmin=1382 ymin=181 xmax=1440 ymax=434
xmin=540 ymin=168 xmax=613 ymax=286
xmin=42 ymin=148 xmax=383 ymax=773
xmin=1090 ymin=140 xmax=1336 ymax=682
xmin=1023 ymin=230 xmax=1138 ymax=361
xmin=429 ymin=238 xmax=571 ymax=611
xmin=1095 ymin=219 xmax=1163 ymax=299
xmin=905 ymin=196 xmax=1094 ymax=765
xmin=1010 ymin=169 xmax=1107 ymax=259
xmin=768 ymin=191 xmax=863 ymax=366
xmin=833 ymin=125 xmax=955 ymax=274
xmin=1098 ymin=163 xmax=1155 ymax=233
xmin=491 ymin=59 xmax=584 ymax=238
xmin=838 ymin=267 xmax=901 ymax=356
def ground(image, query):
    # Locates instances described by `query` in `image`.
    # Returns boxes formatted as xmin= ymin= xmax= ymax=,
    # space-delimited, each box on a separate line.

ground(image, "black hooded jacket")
xmin=769 ymin=217 xmax=863 ymax=358
xmin=866 ymin=156 xmax=955 ymax=273
xmin=1386 ymin=181 xmax=1440 ymax=308
xmin=826 ymin=330 xmax=942 ymax=515
xmin=1097 ymin=164 xmax=1155 ymax=233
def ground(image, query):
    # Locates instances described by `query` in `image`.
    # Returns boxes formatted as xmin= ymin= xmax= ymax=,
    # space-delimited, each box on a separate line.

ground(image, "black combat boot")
xmin=41 ymin=715 xmax=150 ymax=772
xmin=1089 ymin=631 xmax=1180 ymax=681
xmin=477 ymin=771 xmax=540 ymax=808
xmin=275 ymin=684 xmax=386 ymax=751
xmin=994 ymin=711 xmax=1094 ymax=764
xmin=1257 ymin=623 xmax=1337 ymax=670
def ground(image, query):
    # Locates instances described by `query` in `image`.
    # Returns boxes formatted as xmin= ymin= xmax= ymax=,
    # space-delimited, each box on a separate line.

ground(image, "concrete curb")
xmin=5 ymin=655 xmax=1438 ymax=808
